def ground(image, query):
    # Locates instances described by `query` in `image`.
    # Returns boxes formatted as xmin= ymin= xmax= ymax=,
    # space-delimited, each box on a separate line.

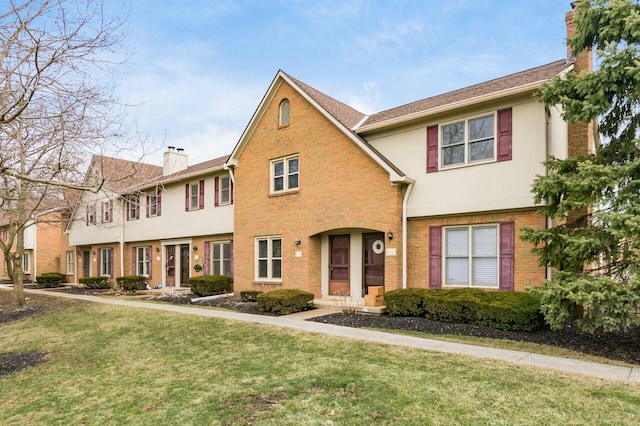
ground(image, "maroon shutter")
xmin=126 ymin=199 xmax=130 ymax=221
xmin=146 ymin=194 xmax=150 ymax=218
xmin=230 ymin=178 xmax=234 ymax=205
xmin=499 ymin=221 xmax=515 ymax=291
xmin=135 ymin=197 xmax=140 ymax=220
xmin=204 ymin=241 xmax=210 ymax=275
xmin=157 ymin=192 xmax=162 ymax=216
xmin=185 ymin=184 xmax=189 ymax=211
xmin=426 ymin=125 xmax=439 ymax=173
xmin=497 ymin=108 xmax=512 ymax=162
xmin=429 ymin=226 xmax=442 ymax=289
xmin=214 ymin=177 xmax=219 ymax=207
xmin=86 ymin=206 xmax=89 ymax=226
xmin=148 ymin=245 xmax=153 ymax=279
xmin=229 ymin=240 xmax=234 ymax=278
xmin=109 ymin=201 xmax=113 ymax=223
xmin=109 ymin=248 xmax=114 ymax=278
xmin=132 ymin=247 xmax=136 ymax=275
xmin=101 ymin=202 xmax=104 ymax=223
xmin=199 ymin=180 xmax=205 ymax=209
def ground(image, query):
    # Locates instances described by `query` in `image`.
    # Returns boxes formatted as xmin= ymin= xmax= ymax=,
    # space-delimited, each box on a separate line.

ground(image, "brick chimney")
xmin=163 ymin=146 xmax=188 ymax=176
xmin=565 ymin=2 xmax=595 ymax=158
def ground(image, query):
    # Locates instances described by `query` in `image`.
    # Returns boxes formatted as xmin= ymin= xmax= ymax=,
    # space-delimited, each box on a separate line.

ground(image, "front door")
xmin=329 ymin=235 xmax=350 ymax=296
xmin=180 ymin=244 xmax=190 ymax=286
xmin=165 ymin=245 xmax=176 ymax=287
xmin=82 ymin=250 xmax=91 ymax=277
xmin=363 ymin=233 xmax=385 ymax=296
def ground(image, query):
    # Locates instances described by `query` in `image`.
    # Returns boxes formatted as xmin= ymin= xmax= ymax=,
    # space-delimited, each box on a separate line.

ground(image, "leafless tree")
xmin=0 ymin=0 xmax=133 ymax=306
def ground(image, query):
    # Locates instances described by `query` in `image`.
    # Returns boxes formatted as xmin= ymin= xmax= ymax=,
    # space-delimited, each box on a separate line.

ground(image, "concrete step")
xmin=313 ymin=298 xmax=386 ymax=314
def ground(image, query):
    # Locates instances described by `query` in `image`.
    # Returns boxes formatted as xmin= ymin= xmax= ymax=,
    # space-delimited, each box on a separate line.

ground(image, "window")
xmin=442 ymin=114 xmax=494 ymax=167
xmin=211 ymin=242 xmax=232 ymax=276
xmin=66 ymin=251 xmax=74 ymax=275
xmin=186 ymin=180 xmax=205 ymax=211
xmin=444 ymin=225 xmax=498 ymax=288
xmin=127 ymin=195 xmax=140 ymax=221
xmin=22 ymin=251 xmax=30 ymax=274
xmin=135 ymin=246 xmax=150 ymax=277
xmin=271 ymin=155 xmax=299 ymax=193
xmin=255 ymin=236 xmax=282 ymax=281
xmin=1 ymin=227 xmax=8 ymax=240
xmin=101 ymin=200 xmax=112 ymax=223
xmin=147 ymin=191 xmax=161 ymax=217
xmin=279 ymin=99 xmax=290 ymax=127
xmin=219 ymin=176 xmax=230 ymax=205
xmin=100 ymin=248 xmax=113 ymax=277
xmin=87 ymin=204 xmax=96 ymax=225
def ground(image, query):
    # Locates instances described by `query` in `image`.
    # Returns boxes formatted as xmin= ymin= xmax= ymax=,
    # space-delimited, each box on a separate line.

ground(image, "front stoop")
xmin=313 ymin=298 xmax=386 ymax=315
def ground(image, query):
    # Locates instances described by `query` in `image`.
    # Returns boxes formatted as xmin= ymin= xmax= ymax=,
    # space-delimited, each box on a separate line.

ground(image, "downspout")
xmin=224 ymin=164 xmax=235 ymax=185
xmin=119 ymin=197 xmax=125 ymax=278
xmin=32 ymin=215 xmax=37 ymax=279
xmin=402 ymin=182 xmax=414 ymax=289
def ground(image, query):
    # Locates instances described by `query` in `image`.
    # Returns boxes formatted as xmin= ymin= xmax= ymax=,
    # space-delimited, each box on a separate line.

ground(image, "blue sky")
xmin=111 ymin=1 xmax=574 ymax=165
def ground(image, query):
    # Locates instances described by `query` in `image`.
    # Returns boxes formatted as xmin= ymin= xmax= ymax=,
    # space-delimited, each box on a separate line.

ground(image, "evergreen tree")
xmin=522 ymin=0 xmax=640 ymax=333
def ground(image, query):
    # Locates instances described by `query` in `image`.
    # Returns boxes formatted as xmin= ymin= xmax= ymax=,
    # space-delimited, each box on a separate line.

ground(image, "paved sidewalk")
xmin=17 ymin=288 xmax=640 ymax=383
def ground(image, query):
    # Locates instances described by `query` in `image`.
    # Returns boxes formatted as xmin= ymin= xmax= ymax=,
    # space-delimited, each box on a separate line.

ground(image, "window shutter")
xmin=427 ymin=125 xmax=439 ymax=173
xmin=429 ymin=226 xmax=442 ymax=289
xmin=199 ymin=180 xmax=205 ymax=209
xmin=204 ymin=241 xmax=210 ymax=275
xmin=109 ymin=248 xmax=114 ymax=278
xmin=230 ymin=178 xmax=234 ymax=205
xmin=499 ymin=221 xmax=515 ymax=291
xmin=214 ymin=177 xmax=219 ymax=207
xmin=126 ymin=199 xmax=130 ymax=221
xmin=136 ymin=197 xmax=140 ymax=220
xmin=497 ymin=108 xmax=512 ymax=162
xmin=185 ymin=184 xmax=189 ymax=211
xmin=101 ymin=202 xmax=104 ymax=223
xmin=148 ymin=245 xmax=153 ymax=279
xmin=157 ymin=192 xmax=162 ymax=216
xmin=109 ymin=201 xmax=113 ymax=223
xmin=132 ymin=247 xmax=137 ymax=275
xmin=146 ymin=194 xmax=150 ymax=218
xmin=85 ymin=206 xmax=89 ymax=226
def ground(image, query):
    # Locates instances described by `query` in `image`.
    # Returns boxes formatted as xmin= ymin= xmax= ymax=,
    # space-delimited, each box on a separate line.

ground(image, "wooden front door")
xmin=363 ymin=232 xmax=385 ymax=296
xmin=180 ymin=244 xmax=190 ymax=286
xmin=329 ymin=235 xmax=350 ymax=296
xmin=165 ymin=246 xmax=176 ymax=287
xmin=82 ymin=250 xmax=91 ymax=277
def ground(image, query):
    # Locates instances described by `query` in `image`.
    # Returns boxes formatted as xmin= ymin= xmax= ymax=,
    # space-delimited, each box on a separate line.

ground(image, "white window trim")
xmin=100 ymin=248 xmax=112 ymax=277
xmin=127 ymin=196 xmax=139 ymax=220
xmin=65 ymin=251 xmax=74 ymax=275
xmin=443 ymin=224 xmax=499 ymax=289
xmin=148 ymin=192 xmax=159 ymax=217
xmin=136 ymin=246 xmax=150 ymax=277
xmin=189 ymin=182 xmax=200 ymax=210
xmin=254 ymin=236 xmax=282 ymax=282
xmin=211 ymin=241 xmax=232 ymax=276
xmin=102 ymin=201 xmax=111 ymax=222
xmin=218 ymin=176 xmax=231 ymax=206
xmin=440 ymin=111 xmax=497 ymax=169
xmin=270 ymin=155 xmax=299 ymax=194
xmin=22 ymin=251 xmax=30 ymax=274
xmin=279 ymin=98 xmax=290 ymax=127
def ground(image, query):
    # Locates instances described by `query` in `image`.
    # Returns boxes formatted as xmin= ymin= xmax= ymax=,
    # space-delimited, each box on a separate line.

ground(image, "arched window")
xmin=279 ymin=99 xmax=290 ymax=127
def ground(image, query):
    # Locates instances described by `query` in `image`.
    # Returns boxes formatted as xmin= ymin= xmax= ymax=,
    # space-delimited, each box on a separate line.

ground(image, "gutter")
xmin=402 ymin=182 xmax=414 ymax=289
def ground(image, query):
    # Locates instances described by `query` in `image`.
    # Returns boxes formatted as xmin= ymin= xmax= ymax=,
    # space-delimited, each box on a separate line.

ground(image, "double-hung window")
xmin=100 ymin=248 xmax=113 ymax=277
xmin=136 ymin=246 xmax=150 ymax=277
xmin=186 ymin=180 xmax=205 ymax=211
xmin=211 ymin=241 xmax=232 ymax=276
xmin=102 ymin=201 xmax=112 ymax=223
xmin=219 ymin=176 xmax=231 ymax=205
xmin=65 ymin=251 xmax=74 ymax=275
xmin=271 ymin=155 xmax=299 ymax=194
xmin=255 ymin=236 xmax=282 ymax=281
xmin=444 ymin=225 xmax=498 ymax=288
xmin=441 ymin=114 xmax=495 ymax=167
xmin=147 ymin=191 xmax=160 ymax=217
xmin=22 ymin=252 xmax=30 ymax=274
xmin=127 ymin=195 xmax=140 ymax=220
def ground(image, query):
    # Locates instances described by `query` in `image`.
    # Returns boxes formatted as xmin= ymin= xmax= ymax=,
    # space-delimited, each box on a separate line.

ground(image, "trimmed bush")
xmin=257 ymin=289 xmax=314 ymax=315
xmin=36 ymin=272 xmax=65 ymax=288
xmin=240 ymin=290 xmax=263 ymax=302
xmin=188 ymin=275 xmax=233 ymax=297
xmin=79 ymin=276 xmax=111 ymax=289
xmin=383 ymin=288 xmax=544 ymax=332
xmin=116 ymin=275 xmax=148 ymax=294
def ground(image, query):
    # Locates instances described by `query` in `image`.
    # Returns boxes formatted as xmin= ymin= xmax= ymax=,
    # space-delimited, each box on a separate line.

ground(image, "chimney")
xmin=163 ymin=146 xmax=188 ymax=175
xmin=565 ymin=2 xmax=595 ymax=158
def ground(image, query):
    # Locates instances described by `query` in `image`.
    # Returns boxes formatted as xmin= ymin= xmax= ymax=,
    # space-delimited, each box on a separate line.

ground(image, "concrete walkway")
xmin=17 ymin=288 xmax=640 ymax=383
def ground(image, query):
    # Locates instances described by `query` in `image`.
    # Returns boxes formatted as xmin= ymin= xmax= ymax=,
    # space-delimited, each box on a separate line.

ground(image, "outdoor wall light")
xmin=192 ymin=246 xmax=198 ymax=252
xmin=92 ymin=250 xmax=96 ymax=255
xmin=294 ymin=238 xmax=301 ymax=245
xmin=387 ymin=231 xmax=393 ymax=241
xmin=155 ymin=247 xmax=160 ymax=253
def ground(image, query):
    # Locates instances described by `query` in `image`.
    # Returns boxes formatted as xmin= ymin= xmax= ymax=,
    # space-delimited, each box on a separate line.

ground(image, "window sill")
xmin=439 ymin=158 xmax=496 ymax=171
xmin=253 ymin=281 xmax=282 ymax=286
xmin=269 ymin=189 xmax=299 ymax=198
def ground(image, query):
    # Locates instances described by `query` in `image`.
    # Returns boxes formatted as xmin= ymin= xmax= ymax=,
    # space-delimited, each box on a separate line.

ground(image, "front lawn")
xmin=1 ymin=291 xmax=639 ymax=425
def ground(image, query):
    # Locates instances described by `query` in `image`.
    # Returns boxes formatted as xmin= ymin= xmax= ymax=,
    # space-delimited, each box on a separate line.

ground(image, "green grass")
xmin=1 ymin=295 xmax=640 ymax=425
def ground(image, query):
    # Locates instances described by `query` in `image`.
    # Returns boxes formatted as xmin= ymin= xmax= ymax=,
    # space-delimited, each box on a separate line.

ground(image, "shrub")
xmin=240 ymin=290 xmax=263 ymax=302
xmin=36 ymin=272 xmax=65 ymax=288
xmin=475 ymin=292 xmax=545 ymax=332
xmin=189 ymin=275 xmax=233 ymax=297
xmin=422 ymin=288 xmax=484 ymax=324
xmin=79 ymin=276 xmax=111 ymax=289
xmin=116 ymin=276 xmax=148 ymax=295
xmin=257 ymin=289 xmax=314 ymax=315
xmin=384 ymin=288 xmax=429 ymax=317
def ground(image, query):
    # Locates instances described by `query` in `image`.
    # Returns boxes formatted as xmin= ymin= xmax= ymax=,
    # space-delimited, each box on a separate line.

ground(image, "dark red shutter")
xmin=185 ymin=184 xmax=189 ymax=211
xmin=214 ymin=177 xmax=219 ymax=207
xmin=86 ymin=206 xmax=89 ymax=226
xmin=497 ymin=108 xmax=512 ymax=162
xmin=499 ymin=221 xmax=515 ymax=291
xmin=427 ymin=125 xmax=439 ymax=173
xmin=132 ymin=247 xmax=136 ymax=275
xmin=157 ymin=192 xmax=162 ymax=216
xmin=125 ymin=200 xmax=130 ymax=221
xmin=230 ymin=240 xmax=234 ymax=278
xmin=101 ymin=202 xmax=104 ymax=223
xmin=204 ymin=241 xmax=210 ymax=275
xmin=146 ymin=194 xmax=150 ymax=217
xmin=429 ymin=226 xmax=442 ymax=289
xmin=199 ymin=180 xmax=205 ymax=209
xmin=135 ymin=197 xmax=140 ymax=220
xmin=148 ymin=245 xmax=153 ymax=279
xmin=109 ymin=248 xmax=114 ymax=278
xmin=109 ymin=201 xmax=113 ymax=223
xmin=230 ymin=178 xmax=234 ymax=205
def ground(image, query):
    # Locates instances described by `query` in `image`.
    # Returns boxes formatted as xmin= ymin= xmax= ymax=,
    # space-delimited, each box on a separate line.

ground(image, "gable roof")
xmin=357 ymin=59 xmax=572 ymax=132
xmin=89 ymin=155 xmax=163 ymax=194
xmin=134 ymin=155 xmax=229 ymax=192
xmin=227 ymin=70 xmax=412 ymax=184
